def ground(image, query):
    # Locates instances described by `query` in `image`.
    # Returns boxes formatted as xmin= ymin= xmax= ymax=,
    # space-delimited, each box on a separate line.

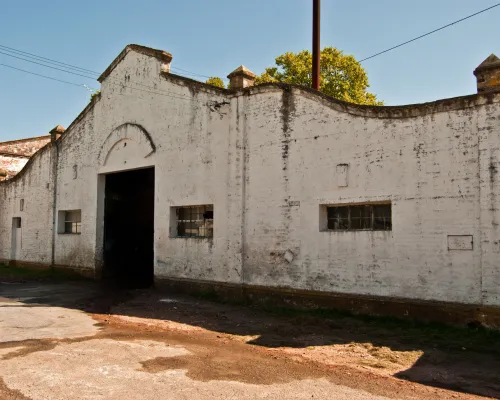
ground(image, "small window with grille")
xmin=325 ymin=203 xmax=391 ymax=231
xmin=58 ymin=210 xmax=81 ymax=234
xmin=174 ymin=205 xmax=213 ymax=238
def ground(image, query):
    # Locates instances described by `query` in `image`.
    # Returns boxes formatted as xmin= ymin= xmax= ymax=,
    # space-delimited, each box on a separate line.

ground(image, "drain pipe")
xmin=49 ymin=125 xmax=65 ymax=267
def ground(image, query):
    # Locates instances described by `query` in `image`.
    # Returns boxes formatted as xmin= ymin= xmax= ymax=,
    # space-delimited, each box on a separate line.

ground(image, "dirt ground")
xmin=0 ymin=278 xmax=499 ymax=399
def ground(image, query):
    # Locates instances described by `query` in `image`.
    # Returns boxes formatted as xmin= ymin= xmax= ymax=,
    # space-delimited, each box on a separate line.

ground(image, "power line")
xmin=0 ymin=63 xmax=198 ymax=107
xmin=0 ymin=44 xmax=100 ymax=75
xmin=170 ymin=66 xmax=228 ymax=81
xmin=0 ymin=63 xmax=94 ymax=89
xmin=2 ymin=2 xmax=498 ymax=94
xmin=0 ymin=50 xmax=100 ymax=80
xmin=0 ymin=43 xmax=223 ymax=83
xmin=359 ymin=3 xmax=500 ymax=63
xmin=171 ymin=66 xmax=211 ymax=78
xmin=0 ymin=49 xmax=196 ymax=101
xmin=0 ymin=47 xmax=202 ymax=99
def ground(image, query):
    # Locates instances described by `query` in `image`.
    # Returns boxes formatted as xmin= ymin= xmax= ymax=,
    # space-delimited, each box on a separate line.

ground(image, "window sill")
xmin=58 ymin=233 xmax=82 ymax=235
xmin=169 ymin=236 xmax=213 ymax=239
xmin=321 ymin=229 xmax=392 ymax=232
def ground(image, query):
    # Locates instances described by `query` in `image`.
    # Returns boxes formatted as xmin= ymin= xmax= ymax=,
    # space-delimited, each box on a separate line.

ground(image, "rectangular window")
xmin=58 ymin=210 xmax=81 ymax=234
xmin=326 ymin=203 xmax=391 ymax=231
xmin=174 ymin=205 xmax=213 ymax=238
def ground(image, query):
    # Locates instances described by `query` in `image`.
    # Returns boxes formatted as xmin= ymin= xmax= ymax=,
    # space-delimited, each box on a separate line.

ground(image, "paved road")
xmin=0 ymin=281 xmax=487 ymax=399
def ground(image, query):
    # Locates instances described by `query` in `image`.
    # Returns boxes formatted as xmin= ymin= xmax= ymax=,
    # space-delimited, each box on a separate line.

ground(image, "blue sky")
xmin=0 ymin=0 xmax=499 ymax=141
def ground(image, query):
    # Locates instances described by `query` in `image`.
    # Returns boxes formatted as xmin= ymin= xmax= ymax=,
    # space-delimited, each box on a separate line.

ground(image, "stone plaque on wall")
xmin=447 ymin=235 xmax=473 ymax=250
xmin=336 ymin=164 xmax=349 ymax=187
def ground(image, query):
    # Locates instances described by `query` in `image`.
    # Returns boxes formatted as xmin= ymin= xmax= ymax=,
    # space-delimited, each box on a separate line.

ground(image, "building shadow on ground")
xmin=1 ymin=279 xmax=499 ymax=398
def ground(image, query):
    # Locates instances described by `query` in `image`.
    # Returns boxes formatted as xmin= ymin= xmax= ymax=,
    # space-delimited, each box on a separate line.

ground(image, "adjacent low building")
xmin=1 ymin=45 xmax=500 ymax=325
xmin=0 ymin=135 xmax=51 ymax=181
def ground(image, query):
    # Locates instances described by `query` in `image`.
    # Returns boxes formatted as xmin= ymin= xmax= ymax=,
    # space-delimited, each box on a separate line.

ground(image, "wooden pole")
xmin=312 ymin=0 xmax=321 ymax=90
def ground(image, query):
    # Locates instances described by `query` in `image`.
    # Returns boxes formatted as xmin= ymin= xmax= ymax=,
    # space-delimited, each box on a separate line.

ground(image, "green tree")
xmin=205 ymin=77 xmax=225 ymax=88
xmin=255 ymin=47 xmax=382 ymax=105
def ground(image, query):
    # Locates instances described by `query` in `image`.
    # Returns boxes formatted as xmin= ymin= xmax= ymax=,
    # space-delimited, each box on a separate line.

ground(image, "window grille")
xmin=327 ymin=204 xmax=391 ymax=231
xmin=63 ymin=210 xmax=81 ymax=234
xmin=176 ymin=205 xmax=213 ymax=238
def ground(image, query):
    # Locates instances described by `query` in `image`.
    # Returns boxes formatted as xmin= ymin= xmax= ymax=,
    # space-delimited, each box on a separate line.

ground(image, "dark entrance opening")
xmin=103 ymin=167 xmax=154 ymax=288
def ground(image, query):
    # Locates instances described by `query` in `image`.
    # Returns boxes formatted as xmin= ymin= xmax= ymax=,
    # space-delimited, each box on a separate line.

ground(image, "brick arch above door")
xmin=98 ymin=123 xmax=156 ymax=168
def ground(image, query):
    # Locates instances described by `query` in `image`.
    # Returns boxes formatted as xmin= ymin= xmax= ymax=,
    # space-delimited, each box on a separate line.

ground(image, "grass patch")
xmin=191 ymin=290 xmax=250 ymax=307
xmin=0 ymin=263 xmax=87 ymax=282
xmin=180 ymin=286 xmax=500 ymax=355
xmin=194 ymin=289 xmax=224 ymax=303
xmin=175 ymin=287 xmax=500 ymax=355
xmin=259 ymin=305 xmax=500 ymax=355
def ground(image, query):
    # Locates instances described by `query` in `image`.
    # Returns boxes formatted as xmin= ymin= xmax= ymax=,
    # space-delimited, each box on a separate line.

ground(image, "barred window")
xmin=326 ymin=204 xmax=391 ymax=231
xmin=175 ymin=205 xmax=213 ymax=238
xmin=58 ymin=210 xmax=81 ymax=234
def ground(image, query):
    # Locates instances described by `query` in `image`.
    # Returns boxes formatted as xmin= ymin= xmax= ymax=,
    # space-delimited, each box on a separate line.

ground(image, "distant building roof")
xmin=0 ymin=135 xmax=51 ymax=157
xmin=0 ymin=134 xmax=52 ymax=180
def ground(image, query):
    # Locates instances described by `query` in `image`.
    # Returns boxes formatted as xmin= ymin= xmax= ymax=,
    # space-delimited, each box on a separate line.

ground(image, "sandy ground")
xmin=0 ymin=280 xmax=498 ymax=399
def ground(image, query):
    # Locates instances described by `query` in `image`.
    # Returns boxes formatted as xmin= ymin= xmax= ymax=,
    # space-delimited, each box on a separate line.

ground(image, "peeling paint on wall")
xmin=0 ymin=44 xmax=500 ymax=309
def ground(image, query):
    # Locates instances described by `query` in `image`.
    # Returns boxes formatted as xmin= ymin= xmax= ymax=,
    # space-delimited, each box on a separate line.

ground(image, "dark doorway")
xmin=103 ymin=168 xmax=154 ymax=288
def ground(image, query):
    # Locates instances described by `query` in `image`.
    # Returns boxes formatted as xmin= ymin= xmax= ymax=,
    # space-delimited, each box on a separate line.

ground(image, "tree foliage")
xmin=255 ymin=47 xmax=382 ymax=105
xmin=205 ymin=77 xmax=225 ymax=88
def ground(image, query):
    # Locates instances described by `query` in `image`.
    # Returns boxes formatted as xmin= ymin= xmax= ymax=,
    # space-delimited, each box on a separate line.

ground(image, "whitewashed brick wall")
xmin=0 ymin=46 xmax=499 ymax=307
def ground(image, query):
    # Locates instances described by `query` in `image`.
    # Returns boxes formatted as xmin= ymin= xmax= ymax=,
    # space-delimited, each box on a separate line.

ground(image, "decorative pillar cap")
xmin=50 ymin=125 xmax=65 ymax=142
xmin=473 ymin=54 xmax=500 ymax=93
xmin=227 ymin=65 xmax=256 ymax=89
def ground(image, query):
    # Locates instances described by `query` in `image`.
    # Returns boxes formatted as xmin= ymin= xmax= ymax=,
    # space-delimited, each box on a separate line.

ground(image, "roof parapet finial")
xmin=227 ymin=65 xmax=256 ymax=89
xmin=50 ymin=125 xmax=65 ymax=142
xmin=473 ymin=54 xmax=500 ymax=93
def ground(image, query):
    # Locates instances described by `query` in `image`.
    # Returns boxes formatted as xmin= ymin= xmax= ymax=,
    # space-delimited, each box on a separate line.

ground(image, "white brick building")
xmin=1 ymin=45 xmax=500 ymax=324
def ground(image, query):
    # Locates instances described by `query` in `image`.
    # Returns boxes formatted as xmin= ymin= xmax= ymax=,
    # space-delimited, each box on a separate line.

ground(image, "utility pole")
xmin=312 ymin=0 xmax=321 ymax=90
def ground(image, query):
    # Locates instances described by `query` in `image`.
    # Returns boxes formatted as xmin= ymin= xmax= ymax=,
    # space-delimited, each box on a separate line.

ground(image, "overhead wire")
xmin=359 ymin=3 xmax=500 ymax=62
xmin=170 ymin=66 xmax=211 ymax=77
xmin=0 ymin=44 xmax=101 ymax=75
xmin=0 ymin=43 xmax=222 ymax=80
xmin=0 ymin=62 xmax=200 ymax=108
xmin=170 ymin=66 xmax=228 ymax=81
xmin=0 ymin=43 xmax=226 ymax=92
xmin=1 ymin=2 xmax=498 ymax=96
xmin=0 ymin=63 xmax=94 ymax=89
xmin=0 ymin=49 xmax=198 ymax=102
xmin=0 ymin=50 xmax=103 ymax=80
